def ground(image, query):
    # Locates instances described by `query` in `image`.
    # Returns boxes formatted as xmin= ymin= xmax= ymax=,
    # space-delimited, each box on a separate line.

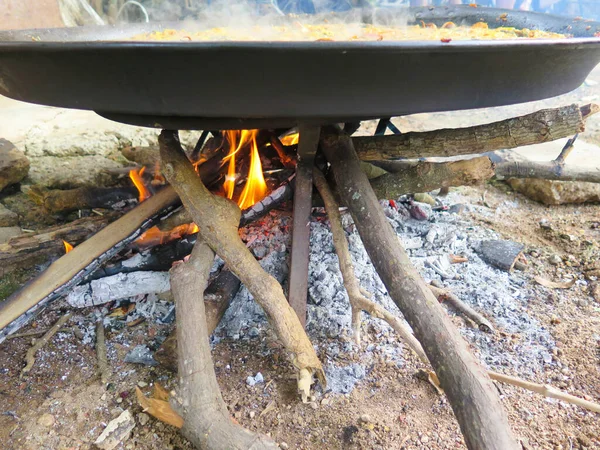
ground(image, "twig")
xmin=554 ymin=134 xmax=578 ymax=164
xmin=429 ymin=284 xmax=495 ymax=333
xmin=21 ymin=313 xmax=72 ymax=377
xmin=96 ymin=320 xmax=109 ymax=384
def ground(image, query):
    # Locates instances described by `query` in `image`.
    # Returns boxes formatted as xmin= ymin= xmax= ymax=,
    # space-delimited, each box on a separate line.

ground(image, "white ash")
xmin=215 ymin=193 xmax=555 ymax=393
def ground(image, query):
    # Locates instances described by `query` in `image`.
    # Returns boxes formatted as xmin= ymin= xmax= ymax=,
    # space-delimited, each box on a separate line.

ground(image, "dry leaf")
xmin=427 ymin=371 xmax=444 ymax=395
xmin=153 ymin=383 xmax=171 ymax=402
xmin=136 ymin=387 xmax=183 ymax=428
xmin=449 ymin=254 xmax=468 ymax=264
xmin=109 ymin=304 xmax=136 ymax=317
xmin=534 ymin=276 xmax=576 ymax=289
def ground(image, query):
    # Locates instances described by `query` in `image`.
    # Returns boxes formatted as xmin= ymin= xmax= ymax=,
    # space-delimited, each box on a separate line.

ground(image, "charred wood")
xmin=320 ymin=126 xmax=519 ymax=450
xmin=31 ymin=185 xmax=139 ymax=214
xmin=353 ymin=104 xmax=598 ymax=160
xmin=0 ymin=214 xmax=116 ymax=278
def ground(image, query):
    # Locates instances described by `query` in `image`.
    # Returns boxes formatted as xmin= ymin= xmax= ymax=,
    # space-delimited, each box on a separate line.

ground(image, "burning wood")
xmin=29 ymin=185 xmax=138 ymax=214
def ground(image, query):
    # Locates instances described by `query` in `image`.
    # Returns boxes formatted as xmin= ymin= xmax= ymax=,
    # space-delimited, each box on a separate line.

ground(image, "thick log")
xmin=159 ymin=130 xmax=325 ymax=396
xmin=320 ymin=127 xmax=519 ymax=450
xmin=368 ymin=156 xmax=495 ymax=199
xmin=495 ymin=160 xmax=600 ymax=183
xmin=155 ymin=268 xmax=241 ymax=372
xmin=32 ymin=186 xmax=139 ymax=214
xmin=169 ymin=241 xmax=277 ymax=449
xmin=353 ymin=104 xmax=598 ymax=160
xmin=0 ymin=214 xmax=115 ymax=278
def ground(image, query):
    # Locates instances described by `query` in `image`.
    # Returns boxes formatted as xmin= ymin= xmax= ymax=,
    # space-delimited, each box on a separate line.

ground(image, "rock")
xmin=121 ymin=145 xmax=160 ymax=167
xmin=137 ymin=381 xmax=148 ymax=388
xmin=37 ymin=413 xmax=55 ymax=427
xmin=591 ymin=283 xmax=600 ymax=303
xmin=508 ymin=178 xmax=600 ymax=205
xmin=359 ymin=414 xmax=371 ymax=423
xmin=94 ymin=410 xmax=135 ymax=450
xmin=0 ymin=226 xmax=22 ymax=244
xmin=539 ymin=219 xmax=552 ymax=230
xmin=279 ymin=443 xmax=289 ymax=450
xmin=0 ymin=204 xmax=18 ymax=227
xmin=449 ymin=203 xmax=466 ymax=214
xmin=548 ymin=254 xmax=563 ymax=266
xmin=137 ymin=412 xmax=150 ymax=426
xmin=249 ymin=411 xmax=256 ymax=419
xmin=478 ymin=240 xmax=525 ymax=272
xmin=413 ymin=193 xmax=436 ymax=206
xmin=0 ymin=139 xmax=30 ymax=192
xmin=124 ymin=345 xmax=158 ymax=366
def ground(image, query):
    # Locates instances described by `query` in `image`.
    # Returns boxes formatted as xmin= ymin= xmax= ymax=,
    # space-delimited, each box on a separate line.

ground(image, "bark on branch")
xmin=320 ymin=126 xmax=519 ymax=450
xmin=170 ymin=241 xmax=277 ymax=449
xmin=159 ymin=130 xmax=325 ymax=398
xmin=353 ymin=104 xmax=598 ymax=160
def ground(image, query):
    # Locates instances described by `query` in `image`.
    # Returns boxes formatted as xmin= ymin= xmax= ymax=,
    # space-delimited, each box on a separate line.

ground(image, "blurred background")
xmin=1 ymin=0 xmax=599 ymax=30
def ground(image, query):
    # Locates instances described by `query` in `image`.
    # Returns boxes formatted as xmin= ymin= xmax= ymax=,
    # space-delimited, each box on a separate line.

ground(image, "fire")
xmin=63 ymin=240 xmax=74 ymax=253
xmin=135 ymin=222 xmax=199 ymax=248
xmin=223 ymin=130 xmax=256 ymax=200
xmin=238 ymin=135 xmax=267 ymax=210
xmin=280 ymin=132 xmax=299 ymax=146
xmin=129 ymin=167 xmax=151 ymax=202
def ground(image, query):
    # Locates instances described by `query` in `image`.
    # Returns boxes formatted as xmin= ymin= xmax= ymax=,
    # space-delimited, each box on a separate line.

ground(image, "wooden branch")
xmin=0 ymin=214 xmax=115 ymax=278
xmin=0 ymin=149 xmax=229 ymax=342
xmin=155 ymin=267 xmax=241 ymax=372
xmin=354 ymin=104 xmax=598 ymax=161
xmin=0 ymin=187 xmax=180 ymax=343
xmin=30 ymin=186 xmax=138 ymax=214
xmin=429 ymin=284 xmax=495 ymax=333
xmin=487 ymin=371 xmax=600 ymax=414
xmin=66 ymin=271 xmax=171 ymax=308
xmin=495 ymin=161 xmax=600 ymax=183
xmin=170 ymin=240 xmax=277 ymax=449
xmin=368 ymin=156 xmax=495 ymax=199
xmin=159 ymin=130 xmax=325 ymax=398
xmin=21 ymin=313 xmax=72 ymax=377
xmin=312 ymin=167 xmax=429 ymax=360
xmin=96 ymin=320 xmax=109 ymax=384
xmin=320 ymin=126 xmax=519 ymax=450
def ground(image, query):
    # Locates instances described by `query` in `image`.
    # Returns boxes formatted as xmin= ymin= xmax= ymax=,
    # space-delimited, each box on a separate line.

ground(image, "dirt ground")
xmin=1 ymin=72 xmax=600 ymax=450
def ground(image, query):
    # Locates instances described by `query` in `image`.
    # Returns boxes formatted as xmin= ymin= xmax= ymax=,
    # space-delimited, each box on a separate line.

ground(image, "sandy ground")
xmin=0 ymin=67 xmax=600 ymax=450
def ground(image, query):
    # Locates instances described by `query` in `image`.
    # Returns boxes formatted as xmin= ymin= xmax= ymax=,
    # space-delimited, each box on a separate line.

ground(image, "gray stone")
xmin=124 ymin=345 xmax=158 ymax=366
xmin=0 ymin=139 xmax=30 ymax=192
xmin=37 ymin=413 xmax=55 ymax=427
xmin=508 ymin=178 xmax=600 ymax=205
xmin=0 ymin=204 xmax=18 ymax=227
xmin=137 ymin=412 xmax=150 ymax=426
xmin=94 ymin=410 xmax=135 ymax=450
xmin=0 ymin=226 xmax=21 ymax=244
xmin=548 ymin=254 xmax=563 ymax=266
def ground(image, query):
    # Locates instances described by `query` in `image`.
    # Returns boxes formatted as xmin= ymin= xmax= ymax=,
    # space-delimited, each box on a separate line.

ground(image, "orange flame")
xmin=238 ymin=136 xmax=267 ymax=210
xmin=129 ymin=167 xmax=151 ymax=202
xmin=280 ymin=132 xmax=299 ymax=146
xmin=223 ymin=130 xmax=257 ymax=200
xmin=135 ymin=222 xmax=199 ymax=248
xmin=63 ymin=240 xmax=74 ymax=253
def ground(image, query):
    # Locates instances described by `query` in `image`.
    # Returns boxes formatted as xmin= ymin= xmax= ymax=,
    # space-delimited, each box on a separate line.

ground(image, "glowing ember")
xmin=280 ymin=132 xmax=299 ymax=146
xmin=152 ymin=161 xmax=166 ymax=186
xmin=129 ymin=167 xmax=151 ymax=202
xmin=238 ymin=136 xmax=267 ymax=210
xmin=63 ymin=240 xmax=74 ymax=253
xmin=135 ymin=222 xmax=199 ymax=248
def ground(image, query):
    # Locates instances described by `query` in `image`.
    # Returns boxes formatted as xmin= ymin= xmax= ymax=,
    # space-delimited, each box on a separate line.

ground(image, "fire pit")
xmin=2 ymin=5 xmax=600 ymax=450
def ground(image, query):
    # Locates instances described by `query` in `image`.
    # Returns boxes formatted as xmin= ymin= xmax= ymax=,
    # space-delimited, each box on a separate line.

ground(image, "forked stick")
xmin=21 ymin=313 xmax=72 ymax=377
xmin=312 ymin=167 xmax=426 ymax=359
xmin=159 ymin=130 xmax=325 ymax=400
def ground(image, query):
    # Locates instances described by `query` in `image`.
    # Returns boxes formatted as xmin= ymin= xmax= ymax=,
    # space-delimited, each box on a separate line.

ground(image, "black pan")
xmin=1 ymin=6 xmax=600 ymax=129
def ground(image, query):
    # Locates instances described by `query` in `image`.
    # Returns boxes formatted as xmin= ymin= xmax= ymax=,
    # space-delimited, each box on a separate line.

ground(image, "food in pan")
xmin=133 ymin=21 xmax=566 ymax=42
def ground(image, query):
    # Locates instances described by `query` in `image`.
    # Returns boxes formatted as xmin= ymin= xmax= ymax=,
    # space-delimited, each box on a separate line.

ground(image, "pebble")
xmin=279 ymin=443 xmax=289 ymax=450
xmin=548 ymin=254 xmax=562 ymax=266
xmin=137 ymin=413 xmax=150 ymax=426
xmin=116 ymin=397 xmax=123 ymax=404
xmin=421 ymin=435 xmax=430 ymax=444
xmin=248 ymin=327 xmax=260 ymax=338
xmin=37 ymin=413 xmax=55 ymax=427
xmin=359 ymin=414 xmax=371 ymax=423
xmin=249 ymin=411 xmax=256 ymax=419
xmin=137 ymin=381 xmax=148 ymax=388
